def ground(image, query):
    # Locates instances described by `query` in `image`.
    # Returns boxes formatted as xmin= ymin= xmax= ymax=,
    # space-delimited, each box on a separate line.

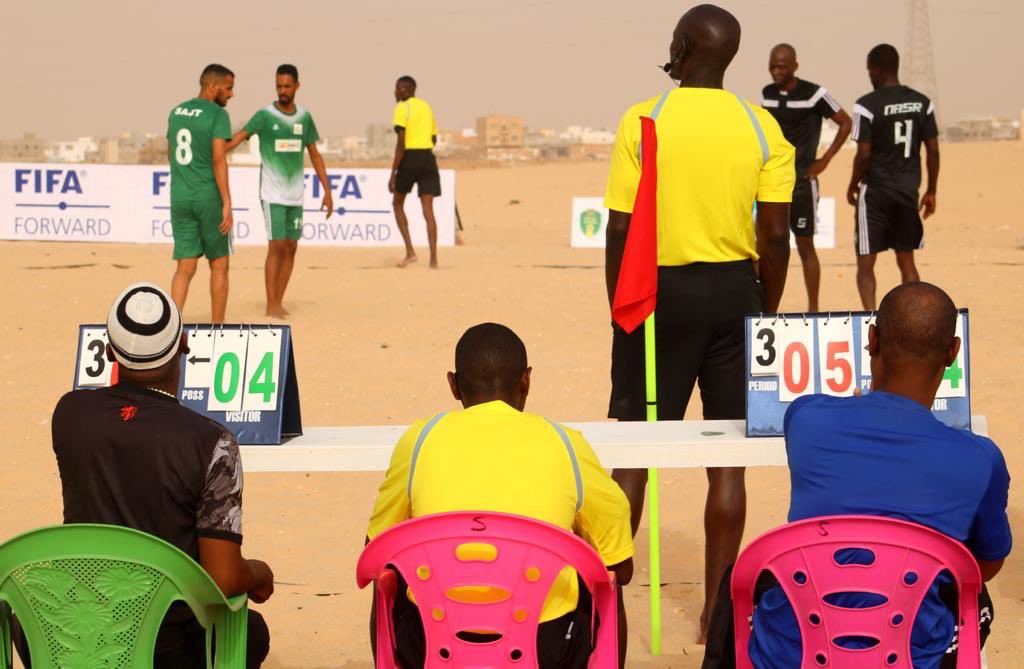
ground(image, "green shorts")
xmin=171 ymin=199 xmax=232 ymax=260
xmin=261 ymin=201 xmax=304 ymax=241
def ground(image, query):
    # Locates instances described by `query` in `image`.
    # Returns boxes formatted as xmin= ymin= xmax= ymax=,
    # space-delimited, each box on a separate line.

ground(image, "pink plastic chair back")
xmin=356 ymin=511 xmax=618 ymax=668
xmin=732 ymin=515 xmax=982 ymax=669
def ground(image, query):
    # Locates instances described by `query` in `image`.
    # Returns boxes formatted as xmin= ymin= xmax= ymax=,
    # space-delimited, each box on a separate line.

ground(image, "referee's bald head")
xmin=672 ymin=4 xmax=741 ymax=74
xmin=875 ymin=282 xmax=958 ymax=369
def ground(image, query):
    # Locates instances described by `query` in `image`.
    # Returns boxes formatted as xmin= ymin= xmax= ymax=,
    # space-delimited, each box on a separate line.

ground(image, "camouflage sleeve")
xmin=197 ymin=430 xmax=243 ymax=543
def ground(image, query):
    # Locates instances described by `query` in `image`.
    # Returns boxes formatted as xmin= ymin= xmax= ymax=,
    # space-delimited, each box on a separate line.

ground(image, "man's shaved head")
xmin=768 ymin=42 xmax=798 ymax=87
xmin=770 ymin=43 xmax=796 ymax=61
xmin=672 ymin=4 xmax=742 ymax=74
xmin=875 ymin=282 xmax=957 ymax=367
xmin=199 ymin=63 xmax=234 ymax=87
xmin=454 ymin=323 xmax=528 ymax=398
xmin=867 ymin=44 xmax=900 ymax=75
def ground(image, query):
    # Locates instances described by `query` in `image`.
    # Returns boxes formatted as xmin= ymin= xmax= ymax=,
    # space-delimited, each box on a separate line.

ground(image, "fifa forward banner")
xmin=569 ymin=196 xmax=836 ymax=249
xmin=0 ymin=163 xmax=456 ymax=247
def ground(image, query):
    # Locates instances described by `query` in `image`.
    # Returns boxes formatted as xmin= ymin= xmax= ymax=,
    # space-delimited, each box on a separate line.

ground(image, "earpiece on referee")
xmin=661 ymin=35 xmax=688 ymax=73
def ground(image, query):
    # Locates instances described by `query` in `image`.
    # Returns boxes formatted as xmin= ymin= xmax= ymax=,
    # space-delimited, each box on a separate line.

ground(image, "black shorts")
xmin=609 ymin=260 xmax=765 ymax=421
xmin=395 ymin=149 xmax=441 ymax=196
xmin=855 ymin=184 xmax=923 ymax=256
xmin=790 ymin=177 xmax=819 ymax=237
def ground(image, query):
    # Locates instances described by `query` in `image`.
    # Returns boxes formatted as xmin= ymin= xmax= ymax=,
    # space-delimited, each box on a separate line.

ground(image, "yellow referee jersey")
xmin=393 ymin=97 xmax=437 ymax=150
xmin=604 ymin=87 xmax=795 ymax=266
xmin=367 ymin=400 xmax=634 ymax=622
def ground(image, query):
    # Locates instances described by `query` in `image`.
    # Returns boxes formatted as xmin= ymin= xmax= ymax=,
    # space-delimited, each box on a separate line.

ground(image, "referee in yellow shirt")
xmin=604 ymin=4 xmax=794 ymax=642
xmin=388 ymin=75 xmax=441 ymax=268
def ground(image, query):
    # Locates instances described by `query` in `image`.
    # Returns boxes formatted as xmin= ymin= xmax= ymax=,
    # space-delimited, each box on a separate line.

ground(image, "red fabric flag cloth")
xmin=612 ymin=116 xmax=659 ymax=334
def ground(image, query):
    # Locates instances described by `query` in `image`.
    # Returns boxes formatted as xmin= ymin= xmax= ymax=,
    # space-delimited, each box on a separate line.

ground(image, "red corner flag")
xmin=611 ymin=116 xmax=659 ymax=334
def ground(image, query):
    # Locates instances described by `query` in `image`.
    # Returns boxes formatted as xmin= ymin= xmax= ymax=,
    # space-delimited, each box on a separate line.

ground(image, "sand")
xmin=1 ymin=139 xmax=1021 ymax=667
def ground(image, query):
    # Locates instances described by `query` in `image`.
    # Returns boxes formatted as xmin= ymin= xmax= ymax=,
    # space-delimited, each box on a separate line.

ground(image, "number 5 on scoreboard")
xmin=816 ymin=319 xmax=855 ymax=397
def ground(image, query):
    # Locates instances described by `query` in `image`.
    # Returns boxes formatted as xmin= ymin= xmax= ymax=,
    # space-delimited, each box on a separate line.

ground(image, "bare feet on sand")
xmin=266 ymin=305 xmax=289 ymax=319
xmin=429 ymin=258 xmax=439 ymax=269
xmin=397 ymin=255 xmax=417 ymax=268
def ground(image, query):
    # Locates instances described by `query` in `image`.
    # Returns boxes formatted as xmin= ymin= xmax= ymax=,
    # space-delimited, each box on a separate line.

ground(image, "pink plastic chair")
xmin=731 ymin=515 xmax=982 ymax=669
xmin=356 ymin=511 xmax=619 ymax=668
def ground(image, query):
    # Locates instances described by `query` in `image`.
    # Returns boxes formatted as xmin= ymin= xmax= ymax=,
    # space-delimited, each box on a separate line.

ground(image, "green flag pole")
xmin=643 ymin=311 xmax=661 ymax=655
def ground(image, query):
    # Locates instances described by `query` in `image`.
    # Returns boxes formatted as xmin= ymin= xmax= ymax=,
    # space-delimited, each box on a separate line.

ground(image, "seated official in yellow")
xmin=367 ymin=323 xmax=633 ymax=669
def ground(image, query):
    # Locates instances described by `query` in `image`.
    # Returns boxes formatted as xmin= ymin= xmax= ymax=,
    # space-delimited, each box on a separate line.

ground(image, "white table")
xmin=239 ymin=415 xmax=988 ymax=471
xmin=240 ymin=414 xmax=991 ymax=660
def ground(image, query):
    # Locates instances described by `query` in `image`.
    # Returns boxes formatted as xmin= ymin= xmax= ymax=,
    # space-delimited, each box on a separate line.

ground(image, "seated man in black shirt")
xmin=17 ymin=282 xmax=274 ymax=668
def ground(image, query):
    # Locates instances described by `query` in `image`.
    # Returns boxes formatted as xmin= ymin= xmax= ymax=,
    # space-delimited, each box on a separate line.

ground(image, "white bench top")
xmin=239 ymin=415 xmax=988 ymax=473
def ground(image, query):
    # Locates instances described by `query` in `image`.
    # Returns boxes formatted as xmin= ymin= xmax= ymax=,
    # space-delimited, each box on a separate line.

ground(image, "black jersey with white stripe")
xmin=761 ymin=79 xmax=841 ymax=175
xmin=852 ymin=85 xmax=938 ymax=206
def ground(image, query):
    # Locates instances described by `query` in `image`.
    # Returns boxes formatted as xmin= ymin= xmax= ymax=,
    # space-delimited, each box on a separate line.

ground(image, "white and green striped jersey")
xmin=244 ymin=104 xmax=320 ymax=205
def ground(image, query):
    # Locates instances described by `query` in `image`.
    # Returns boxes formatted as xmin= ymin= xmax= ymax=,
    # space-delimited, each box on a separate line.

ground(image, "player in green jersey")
xmin=167 ymin=63 xmax=235 ymax=323
xmin=227 ymin=64 xmax=332 ymax=319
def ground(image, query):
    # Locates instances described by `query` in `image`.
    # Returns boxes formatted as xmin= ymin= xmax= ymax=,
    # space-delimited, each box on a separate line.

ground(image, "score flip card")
xmin=73 ymin=324 xmax=302 ymax=444
xmin=745 ymin=310 xmax=970 ymax=437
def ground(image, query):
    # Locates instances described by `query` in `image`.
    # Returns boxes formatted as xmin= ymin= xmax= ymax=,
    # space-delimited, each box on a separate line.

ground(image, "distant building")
xmin=47 ymin=137 xmax=99 ymax=163
xmin=942 ymin=116 xmax=1019 ymax=143
xmin=0 ymin=133 xmax=46 ymax=162
xmin=476 ymin=114 xmax=524 ymax=149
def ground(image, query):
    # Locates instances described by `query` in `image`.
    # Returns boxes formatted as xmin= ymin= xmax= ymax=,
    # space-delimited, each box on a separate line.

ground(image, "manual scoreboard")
xmin=73 ymin=324 xmax=301 ymax=444
xmin=745 ymin=310 xmax=970 ymax=437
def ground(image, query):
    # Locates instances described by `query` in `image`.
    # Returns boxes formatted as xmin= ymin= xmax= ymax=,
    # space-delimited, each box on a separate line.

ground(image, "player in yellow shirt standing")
xmin=388 ymin=75 xmax=441 ymax=268
xmin=604 ymin=4 xmax=794 ymax=643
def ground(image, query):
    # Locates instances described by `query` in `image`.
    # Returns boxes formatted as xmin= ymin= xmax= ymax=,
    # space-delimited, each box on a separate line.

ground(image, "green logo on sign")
xmin=579 ymin=209 xmax=603 ymax=238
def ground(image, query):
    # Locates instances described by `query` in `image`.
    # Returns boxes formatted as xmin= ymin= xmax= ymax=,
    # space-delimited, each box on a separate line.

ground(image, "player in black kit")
xmin=848 ymin=43 xmax=940 ymax=310
xmin=763 ymin=43 xmax=852 ymax=311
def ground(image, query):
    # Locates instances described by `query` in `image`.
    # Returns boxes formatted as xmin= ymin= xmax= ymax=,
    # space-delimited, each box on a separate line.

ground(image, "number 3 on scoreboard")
xmin=749 ymin=324 xmax=780 ymax=376
xmin=816 ymin=319 xmax=855 ymax=397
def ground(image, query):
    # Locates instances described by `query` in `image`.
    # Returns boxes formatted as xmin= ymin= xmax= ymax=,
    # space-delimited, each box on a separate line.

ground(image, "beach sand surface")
xmin=1 ymin=140 xmax=1021 ymax=667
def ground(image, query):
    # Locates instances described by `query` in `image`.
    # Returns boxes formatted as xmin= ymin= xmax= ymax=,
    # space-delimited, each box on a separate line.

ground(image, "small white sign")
xmin=789 ymin=197 xmax=836 ymax=250
xmin=570 ymin=197 xmax=608 ymax=248
xmin=570 ymin=196 xmax=836 ymax=249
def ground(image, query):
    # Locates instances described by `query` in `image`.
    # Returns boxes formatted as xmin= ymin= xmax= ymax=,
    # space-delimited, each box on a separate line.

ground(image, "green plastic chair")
xmin=0 ymin=524 xmax=248 ymax=668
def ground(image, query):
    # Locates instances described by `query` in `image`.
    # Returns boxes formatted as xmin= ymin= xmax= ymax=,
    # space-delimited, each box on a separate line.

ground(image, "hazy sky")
xmin=4 ymin=0 xmax=1023 ymax=140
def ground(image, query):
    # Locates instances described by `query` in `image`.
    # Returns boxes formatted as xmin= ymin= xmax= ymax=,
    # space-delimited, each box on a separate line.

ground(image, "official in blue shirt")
xmin=750 ymin=282 xmax=1011 ymax=669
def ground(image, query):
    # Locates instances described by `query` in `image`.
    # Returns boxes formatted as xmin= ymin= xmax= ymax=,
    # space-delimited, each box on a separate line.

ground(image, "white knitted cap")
xmin=106 ymin=283 xmax=182 ymax=371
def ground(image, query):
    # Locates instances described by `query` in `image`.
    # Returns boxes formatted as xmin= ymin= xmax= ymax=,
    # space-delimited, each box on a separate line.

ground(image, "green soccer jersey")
xmin=166 ymin=98 xmax=232 ymax=203
xmin=245 ymin=104 xmax=320 ymax=206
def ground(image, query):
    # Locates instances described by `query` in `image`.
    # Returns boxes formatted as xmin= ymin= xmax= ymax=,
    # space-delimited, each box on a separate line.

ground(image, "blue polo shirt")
xmin=749 ymin=392 xmax=1011 ymax=669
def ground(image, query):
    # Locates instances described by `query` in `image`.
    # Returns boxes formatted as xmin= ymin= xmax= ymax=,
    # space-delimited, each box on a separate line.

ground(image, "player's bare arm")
xmin=306 ymin=142 xmax=333 ymax=219
xmin=806 ymin=109 xmax=852 ymax=179
xmin=388 ymin=128 xmax=406 ymax=194
xmin=921 ymin=136 xmax=939 ymax=218
xmin=755 ymin=201 xmax=791 ymax=311
xmin=198 ymin=536 xmax=275 ymax=601
xmin=605 ymin=209 xmax=631 ymax=310
xmin=212 ymin=138 xmax=233 ymax=235
xmin=225 ymin=129 xmax=251 ymax=152
xmin=847 ymin=141 xmax=872 ymax=206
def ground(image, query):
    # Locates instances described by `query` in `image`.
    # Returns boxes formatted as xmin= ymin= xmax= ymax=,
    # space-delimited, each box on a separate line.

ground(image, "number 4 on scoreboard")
xmin=243 ymin=330 xmax=281 ymax=411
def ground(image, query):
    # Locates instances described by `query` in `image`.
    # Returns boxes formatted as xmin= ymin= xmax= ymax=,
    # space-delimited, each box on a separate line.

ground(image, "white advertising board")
xmin=0 ymin=163 xmax=456 ymax=247
xmin=570 ymin=196 xmax=836 ymax=250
